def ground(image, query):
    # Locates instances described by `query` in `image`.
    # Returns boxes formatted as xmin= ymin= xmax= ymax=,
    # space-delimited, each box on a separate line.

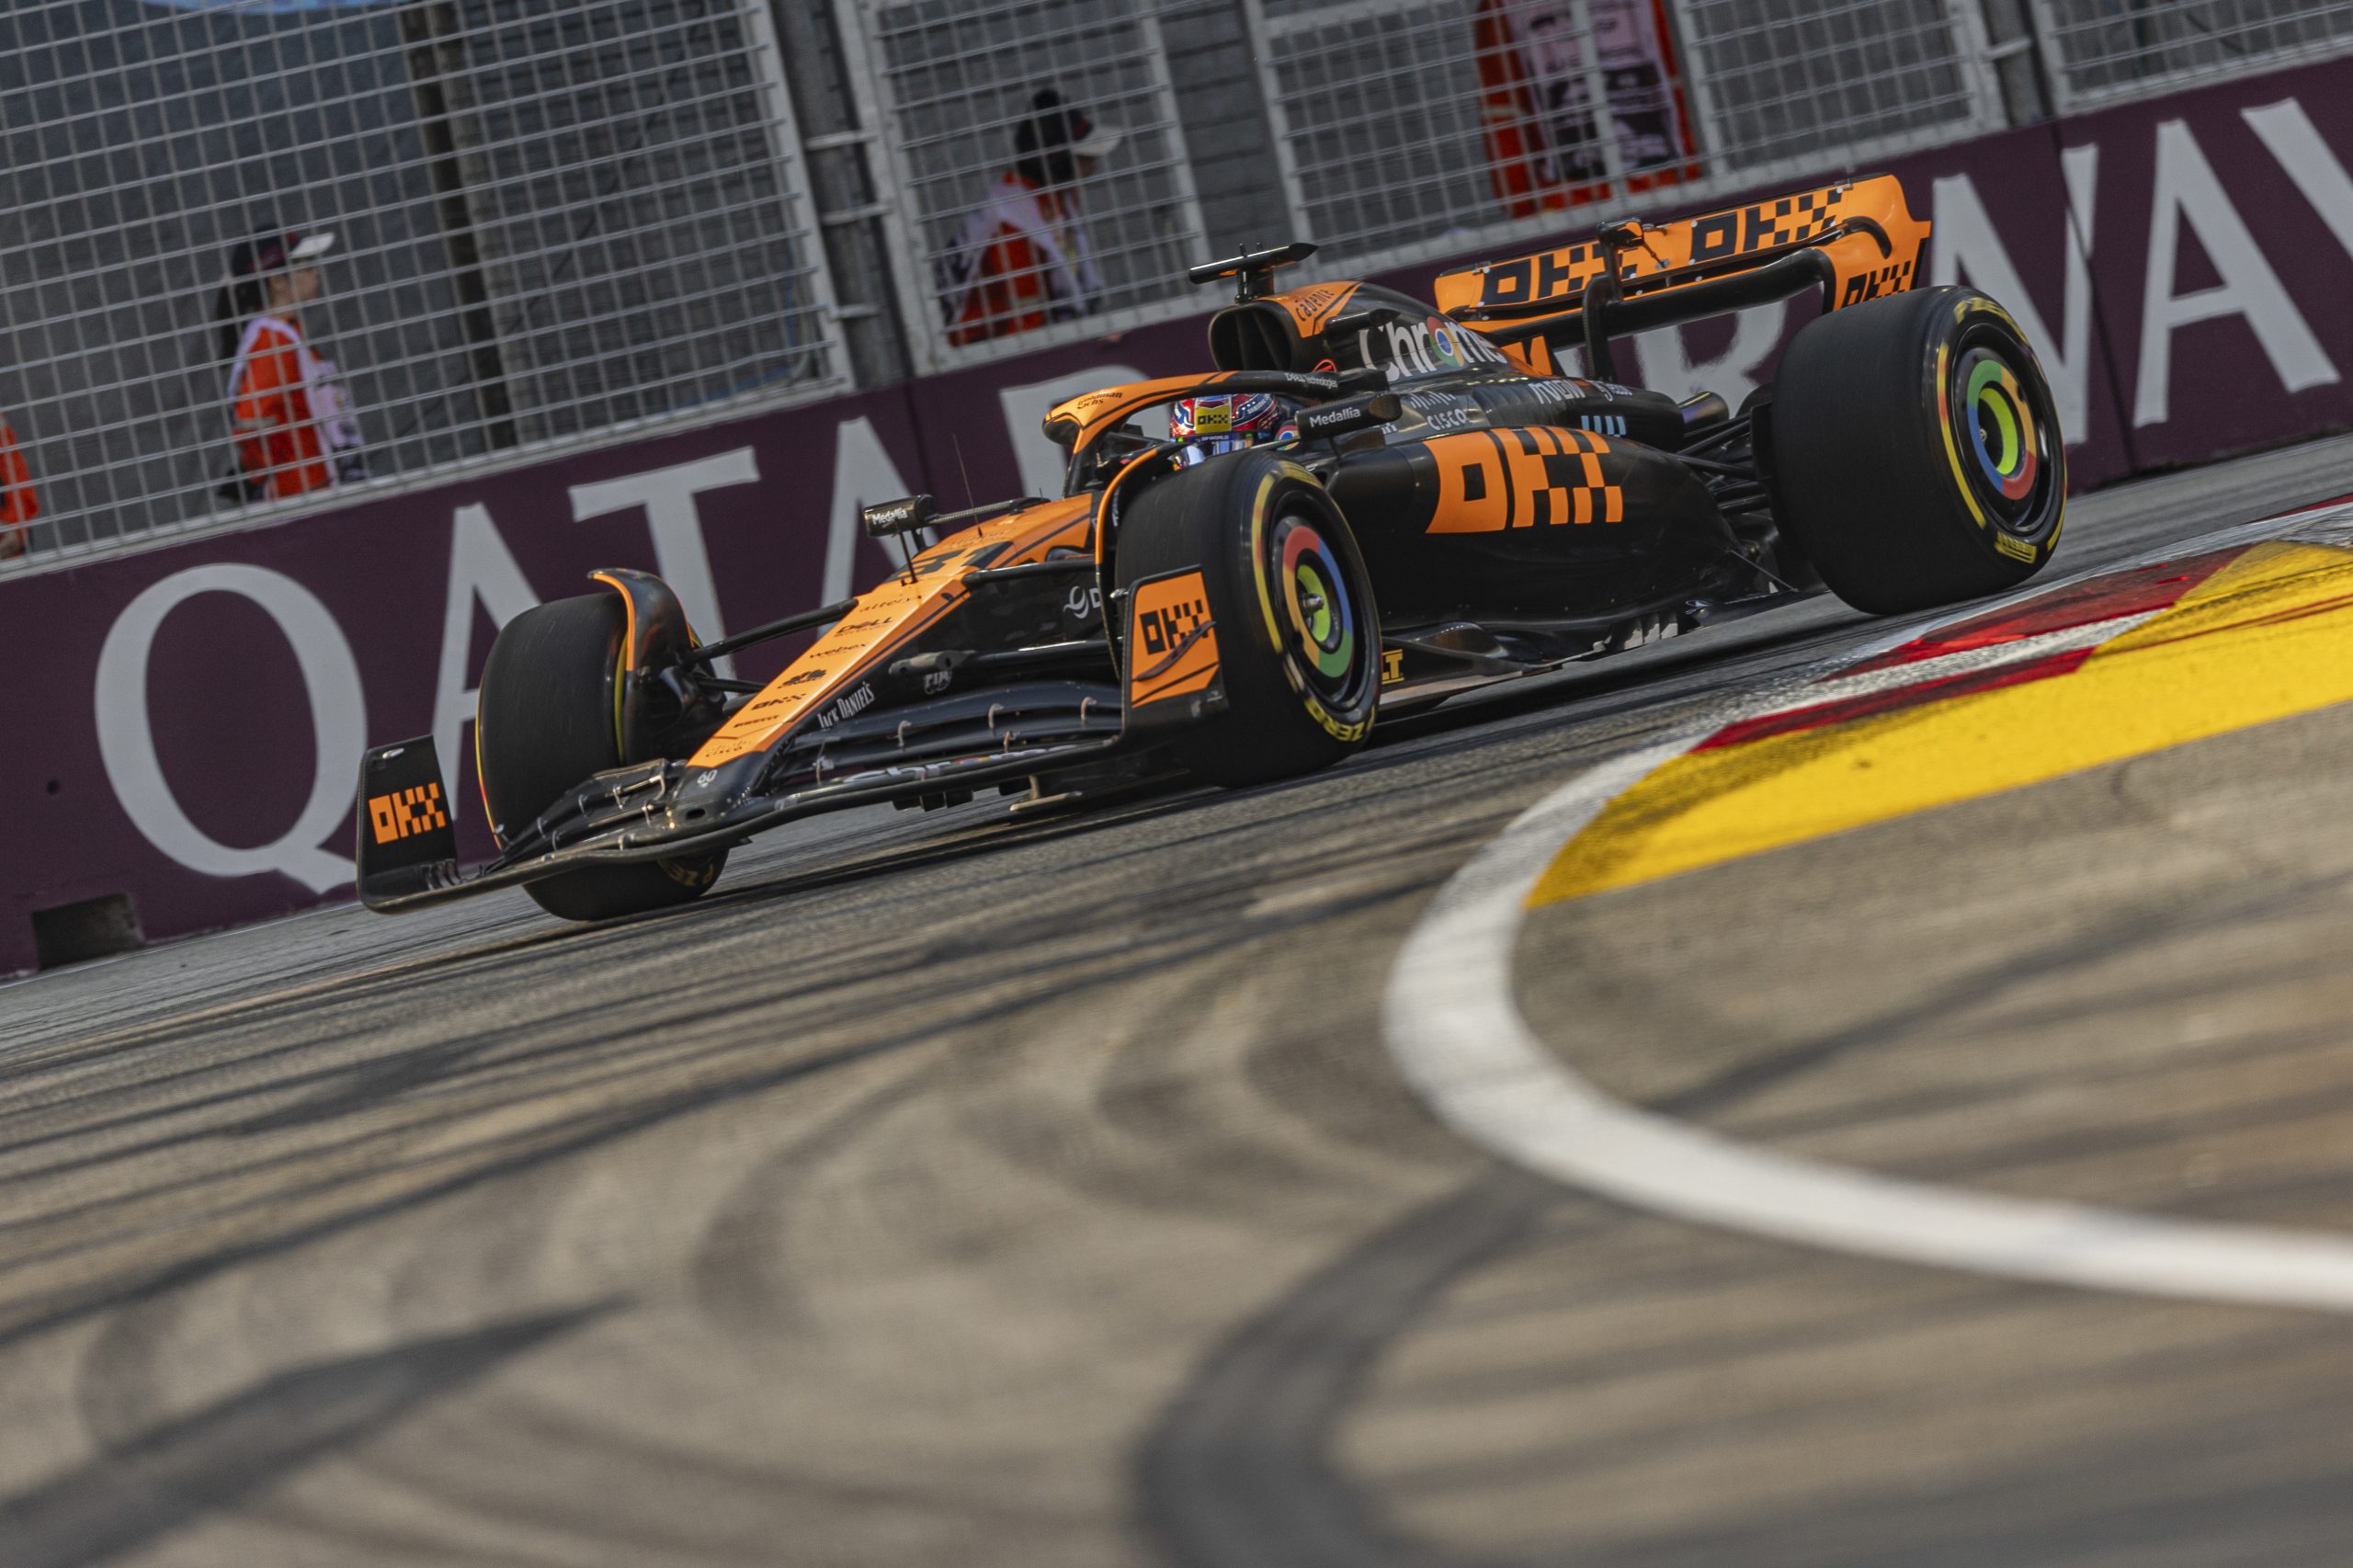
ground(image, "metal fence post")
xmin=765 ymin=0 xmax=915 ymax=388
xmin=739 ymin=0 xmax=849 ymax=391
xmin=1658 ymin=0 xmax=1731 ymax=177
xmin=1138 ymin=11 xmax=1215 ymax=275
xmin=1563 ymin=0 xmax=1631 ymax=198
xmin=1236 ymin=0 xmax=1316 ymax=244
xmin=828 ymin=0 xmax=952 ymax=378
xmin=395 ymin=4 xmax=518 ymax=454
xmin=1972 ymin=0 xmax=2062 ymax=122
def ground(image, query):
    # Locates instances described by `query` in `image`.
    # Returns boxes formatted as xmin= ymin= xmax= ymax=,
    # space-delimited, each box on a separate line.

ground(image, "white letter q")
xmin=95 ymin=564 xmax=365 ymax=892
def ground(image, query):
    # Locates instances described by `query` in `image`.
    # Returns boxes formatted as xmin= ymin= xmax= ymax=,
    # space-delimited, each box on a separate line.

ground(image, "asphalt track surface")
xmin=8 ymin=435 xmax=2353 ymax=1566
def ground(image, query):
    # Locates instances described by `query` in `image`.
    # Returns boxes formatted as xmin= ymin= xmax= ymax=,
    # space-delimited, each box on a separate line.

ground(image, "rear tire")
xmin=476 ymin=593 xmax=724 ymax=922
xmin=1116 ymin=449 xmax=1381 ymax=787
xmin=1769 ymin=286 xmax=2064 ymax=616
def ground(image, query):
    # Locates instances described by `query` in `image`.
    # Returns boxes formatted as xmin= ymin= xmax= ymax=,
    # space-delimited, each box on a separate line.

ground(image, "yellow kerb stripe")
xmin=1532 ymin=542 xmax=2353 ymax=905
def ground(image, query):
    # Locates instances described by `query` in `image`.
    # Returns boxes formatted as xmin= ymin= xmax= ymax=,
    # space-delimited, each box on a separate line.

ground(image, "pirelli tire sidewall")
xmin=1770 ymin=285 xmax=2065 ymax=617
xmin=475 ymin=592 xmax=725 ymax=922
xmin=1116 ymin=449 xmax=1380 ymax=788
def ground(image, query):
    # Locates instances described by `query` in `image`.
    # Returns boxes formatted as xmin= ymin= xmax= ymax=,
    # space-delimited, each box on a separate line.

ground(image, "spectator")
xmin=0 ymin=414 xmax=37 ymax=561
xmin=1475 ymin=0 xmax=1694 ymax=220
xmin=214 ymin=227 xmax=365 ymax=503
xmin=936 ymin=88 xmax=1124 ymax=347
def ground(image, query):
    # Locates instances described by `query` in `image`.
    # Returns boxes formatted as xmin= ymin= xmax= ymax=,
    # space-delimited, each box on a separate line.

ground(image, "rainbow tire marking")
xmin=1948 ymin=346 xmax=2042 ymax=506
xmin=1959 ymin=347 xmax=2040 ymax=506
xmin=1278 ymin=519 xmax=1357 ymax=682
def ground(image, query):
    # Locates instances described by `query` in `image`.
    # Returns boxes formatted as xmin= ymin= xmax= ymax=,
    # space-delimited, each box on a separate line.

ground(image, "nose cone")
xmin=667 ymin=753 xmax=767 ymax=827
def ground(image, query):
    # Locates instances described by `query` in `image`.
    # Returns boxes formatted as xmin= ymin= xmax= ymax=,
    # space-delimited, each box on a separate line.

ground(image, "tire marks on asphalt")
xmin=1138 ymin=1170 xmax=1553 ymax=1568
xmin=1383 ymin=547 xmax=2353 ymax=1310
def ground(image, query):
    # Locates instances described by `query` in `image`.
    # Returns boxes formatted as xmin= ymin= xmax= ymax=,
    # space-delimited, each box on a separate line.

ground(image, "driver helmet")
xmin=1169 ymin=392 xmax=1286 ymax=465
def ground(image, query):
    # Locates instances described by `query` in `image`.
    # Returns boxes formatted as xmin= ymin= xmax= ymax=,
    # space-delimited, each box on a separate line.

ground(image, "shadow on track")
xmin=1137 ymin=1170 xmax=1558 ymax=1568
xmin=0 ymin=1303 xmax=612 ymax=1568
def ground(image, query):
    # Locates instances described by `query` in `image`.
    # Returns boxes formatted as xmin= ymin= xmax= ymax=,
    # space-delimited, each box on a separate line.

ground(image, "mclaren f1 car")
xmin=357 ymin=172 xmax=2065 ymax=920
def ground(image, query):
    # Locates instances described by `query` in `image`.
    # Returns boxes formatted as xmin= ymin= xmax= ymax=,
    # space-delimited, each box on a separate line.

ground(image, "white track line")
xmin=1745 ymin=608 xmax=2155 ymax=719
xmin=1382 ymin=517 xmax=2353 ymax=1312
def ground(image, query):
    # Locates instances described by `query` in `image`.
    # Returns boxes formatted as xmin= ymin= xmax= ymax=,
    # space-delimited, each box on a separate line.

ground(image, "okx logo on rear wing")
xmin=1433 ymin=173 xmax=1932 ymax=380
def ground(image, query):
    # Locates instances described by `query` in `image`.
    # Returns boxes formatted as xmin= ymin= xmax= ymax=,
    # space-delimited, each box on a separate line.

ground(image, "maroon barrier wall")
xmin=10 ymin=54 xmax=2353 ymax=973
xmin=0 ymin=390 xmax=934 ymax=975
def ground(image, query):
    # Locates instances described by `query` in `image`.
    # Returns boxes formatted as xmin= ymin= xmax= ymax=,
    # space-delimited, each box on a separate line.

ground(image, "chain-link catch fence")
xmin=7 ymin=0 xmax=2353 ymax=565
xmin=0 ymin=0 xmax=842 ymax=559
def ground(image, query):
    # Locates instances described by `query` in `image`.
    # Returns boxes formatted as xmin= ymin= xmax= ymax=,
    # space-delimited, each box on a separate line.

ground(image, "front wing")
xmin=356 ymin=682 xmax=1125 ymax=914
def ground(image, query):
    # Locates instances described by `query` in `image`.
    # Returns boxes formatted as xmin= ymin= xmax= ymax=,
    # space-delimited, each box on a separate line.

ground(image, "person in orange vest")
xmin=214 ymin=227 xmax=365 ymax=504
xmin=935 ymin=89 xmax=1124 ymax=347
xmin=0 ymin=415 xmax=38 ymax=560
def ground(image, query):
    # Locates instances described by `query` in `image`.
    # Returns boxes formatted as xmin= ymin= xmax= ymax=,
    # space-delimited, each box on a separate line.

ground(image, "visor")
xmin=233 ymin=229 xmax=339 ymax=277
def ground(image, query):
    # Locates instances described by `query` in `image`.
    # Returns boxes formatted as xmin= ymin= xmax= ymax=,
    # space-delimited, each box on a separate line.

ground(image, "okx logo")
xmin=1138 ymin=594 xmax=1209 ymax=655
xmin=368 ymin=782 xmax=449 ymax=845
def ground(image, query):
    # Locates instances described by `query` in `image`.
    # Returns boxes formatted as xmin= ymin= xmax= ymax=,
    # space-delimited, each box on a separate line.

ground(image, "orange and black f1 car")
xmin=357 ymin=173 xmax=2066 ymax=920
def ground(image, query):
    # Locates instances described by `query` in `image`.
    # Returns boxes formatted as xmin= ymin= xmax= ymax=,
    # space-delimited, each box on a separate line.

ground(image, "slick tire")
xmin=1116 ymin=449 xmax=1380 ymax=787
xmin=1769 ymin=285 xmax=2065 ymax=616
xmin=476 ymin=593 xmax=725 ymax=922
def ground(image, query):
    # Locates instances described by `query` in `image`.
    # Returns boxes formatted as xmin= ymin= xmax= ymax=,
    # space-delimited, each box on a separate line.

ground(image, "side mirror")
xmin=861 ymin=494 xmax=937 ymax=539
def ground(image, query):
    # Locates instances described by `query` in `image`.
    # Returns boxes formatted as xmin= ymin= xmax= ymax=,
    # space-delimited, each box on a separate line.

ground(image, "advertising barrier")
xmin=1 ymin=392 xmax=932 ymax=974
xmin=10 ymin=55 xmax=2353 ymax=974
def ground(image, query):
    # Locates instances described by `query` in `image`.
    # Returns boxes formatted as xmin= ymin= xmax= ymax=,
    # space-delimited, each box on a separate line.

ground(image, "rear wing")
xmin=1434 ymin=174 xmax=1930 ymax=379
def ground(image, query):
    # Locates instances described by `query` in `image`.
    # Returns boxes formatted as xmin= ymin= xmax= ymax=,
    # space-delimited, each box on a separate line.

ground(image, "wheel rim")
xmin=1269 ymin=507 xmax=1367 ymax=702
xmin=1946 ymin=335 xmax=2054 ymax=533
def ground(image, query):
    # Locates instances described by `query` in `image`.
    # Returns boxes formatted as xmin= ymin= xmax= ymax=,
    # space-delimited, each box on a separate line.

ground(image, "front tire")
xmin=1770 ymin=286 xmax=2064 ymax=616
xmin=476 ymin=593 xmax=724 ymax=922
xmin=1115 ymin=449 xmax=1381 ymax=787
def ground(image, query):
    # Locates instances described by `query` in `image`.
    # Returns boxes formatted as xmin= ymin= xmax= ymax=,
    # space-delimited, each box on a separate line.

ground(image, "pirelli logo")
xmin=368 ymin=782 xmax=449 ymax=845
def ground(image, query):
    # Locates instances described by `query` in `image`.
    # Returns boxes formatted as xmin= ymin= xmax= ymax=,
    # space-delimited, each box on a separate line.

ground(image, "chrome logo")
xmin=1424 ymin=316 xmax=1465 ymax=370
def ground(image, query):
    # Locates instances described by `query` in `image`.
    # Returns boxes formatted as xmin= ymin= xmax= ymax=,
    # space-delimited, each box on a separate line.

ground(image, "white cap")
xmin=1072 ymin=122 xmax=1125 ymax=159
xmin=289 ymin=231 xmax=338 ymax=263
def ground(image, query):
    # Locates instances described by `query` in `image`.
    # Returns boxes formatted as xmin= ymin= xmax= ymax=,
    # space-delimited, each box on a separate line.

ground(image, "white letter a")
xmin=1933 ymin=149 xmax=2098 ymax=444
xmin=2137 ymin=118 xmax=2336 ymax=427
